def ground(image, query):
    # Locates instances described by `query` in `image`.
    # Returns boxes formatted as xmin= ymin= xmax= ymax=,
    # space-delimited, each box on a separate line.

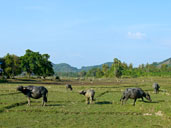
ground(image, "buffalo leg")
xmin=86 ymin=97 xmax=90 ymax=104
xmin=133 ymin=98 xmax=137 ymax=106
xmin=157 ymin=89 xmax=159 ymax=94
xmin=27 ymin=97 xmax=31 ymax=106
xmin=120 ymin=96 xmax=125 ymax=105
xmin=42 ymin=96 xmax=47 ymax=106
xmin=90 ymin=96 xmax=94 ymax=104
xmin=42 ymin=100 xmax=45 ymax=106
xmin=124 ymin=97 xmax=128 ymax=104
xmin=121 ymin=98 xmax=124 ymax=105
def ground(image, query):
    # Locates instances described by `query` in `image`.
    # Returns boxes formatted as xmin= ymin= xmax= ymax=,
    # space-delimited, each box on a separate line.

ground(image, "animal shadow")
xmin=96 ymin=101 xmax=112 ymax=105
xmin=139 ymin=100 xmax=165 ymax=103
xmin=46 ymin=101 xmax=64 ymax=106
xmin=150 ymin=100 xmax=165 ymax=103
xmin=46 ymin=104 xmax=63 ymax=106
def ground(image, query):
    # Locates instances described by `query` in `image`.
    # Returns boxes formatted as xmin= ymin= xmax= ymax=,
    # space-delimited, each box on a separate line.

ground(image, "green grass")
xmin=0 ymin=78 xmax=171 ymax=128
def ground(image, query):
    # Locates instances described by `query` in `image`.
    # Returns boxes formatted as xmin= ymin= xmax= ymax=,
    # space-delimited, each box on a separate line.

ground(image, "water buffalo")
xmin=80 ymin=89 xmax=95 ymax=104
xmin=66 ymin=84 xmax=72 ymax=91
xmin=120 ymin=88 xmax=152 ymax=106
xmin=17 ymin=85 xmax=48 ymax=106
xmin=152 ymin=83 xmax=160 ymax=94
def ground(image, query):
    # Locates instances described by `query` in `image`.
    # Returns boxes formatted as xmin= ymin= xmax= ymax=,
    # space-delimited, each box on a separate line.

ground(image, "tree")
xmin=79 ymin=70 xmax=87 ymax=77
xmin=86 ymin=68 xmax=97 ymax=77
xmin=115 ymin=69 xmax=122 ymax=78
xmin=102 ymin=64 xmax=109 ymax=77
xmin=40 ymin=54 xmax=54 ymax=78
xmin=4 ymin=53 xmax=21 ymax=78
xmin=161 ymin=64 xmax=168 ymax=72
xmin=20 ymin=49 xmax=54 ymax=78
xmin=113 ymin=58 xmax=123 ymax=78
xmin=0 ymin=58 xmax=5 ymax=76
xmin=128 ymin=63 xmax=133 ymax=70
xmin=96 ymin=68 xmax=104 ymax=78
xmin=20 ymin=49 xmax=38 ymax=77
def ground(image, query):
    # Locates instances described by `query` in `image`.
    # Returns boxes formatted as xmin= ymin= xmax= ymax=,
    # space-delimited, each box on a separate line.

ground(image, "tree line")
xmin=0 ymin=49 xmax=54 ymax=78
xmin=1 ymin=50 xmax=171 ymax=79
xmin=77 ymin=58 xmax=171 ymax=78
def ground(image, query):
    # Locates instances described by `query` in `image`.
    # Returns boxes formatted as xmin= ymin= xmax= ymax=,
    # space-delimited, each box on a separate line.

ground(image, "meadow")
xmin=0 ymin=77 xmax=171 ymax=128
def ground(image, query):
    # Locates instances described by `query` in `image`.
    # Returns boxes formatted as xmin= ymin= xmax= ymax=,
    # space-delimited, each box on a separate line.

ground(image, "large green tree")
xmin=20 ymin=49 xmax=38 ymax=77
xmin=20 ymin=49 xmax=54 ymax=77
xmin=40 ymin=54 xmax=54 ymax=78
xmin=4 ymin=53 xmax=21 ymax=78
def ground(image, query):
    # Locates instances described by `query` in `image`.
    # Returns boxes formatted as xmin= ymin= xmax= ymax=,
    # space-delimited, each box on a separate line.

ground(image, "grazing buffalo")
xmin=120 ymin=88 xmax=152 ymax=106
xmin=66 ymin=84 xmax=73 ymax=91
xmin=17 ymin=85 xmax=48 ymax=106
xmin=152 ymin=83 xmax=160 ymax=94
xmin=80 ymin=89 xmax=95 ymax=104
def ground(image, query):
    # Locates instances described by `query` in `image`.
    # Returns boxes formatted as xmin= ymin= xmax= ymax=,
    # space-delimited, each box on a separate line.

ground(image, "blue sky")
xmin=0 ymin=0 xmax=171 ymax=68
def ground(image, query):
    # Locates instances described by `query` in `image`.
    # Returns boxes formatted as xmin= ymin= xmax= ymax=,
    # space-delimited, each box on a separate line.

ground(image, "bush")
xmin=55 ymin=76 xmax=60 ymax=81
xmin=0 ymin=76 xmax=7 ymax=83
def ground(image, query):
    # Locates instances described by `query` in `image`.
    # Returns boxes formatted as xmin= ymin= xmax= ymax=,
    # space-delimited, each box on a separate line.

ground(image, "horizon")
xmin=1 ymin=1 xmax=171 ymax=68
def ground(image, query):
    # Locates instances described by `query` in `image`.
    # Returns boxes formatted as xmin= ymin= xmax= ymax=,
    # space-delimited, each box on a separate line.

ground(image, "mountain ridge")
xmin=52 ymin=62 xmax=113 ymax=73
xmin=53 ymin=58 xmax=171 ymax=73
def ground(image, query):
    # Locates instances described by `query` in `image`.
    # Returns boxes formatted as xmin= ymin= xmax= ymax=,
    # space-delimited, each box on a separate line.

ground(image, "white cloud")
xmin=127 ymin=32 xmax=146 ymax=39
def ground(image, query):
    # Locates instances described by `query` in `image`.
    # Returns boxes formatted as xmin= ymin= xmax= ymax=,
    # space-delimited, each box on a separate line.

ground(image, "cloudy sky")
xmin=0 ymin=0 xmax=171 ymax=68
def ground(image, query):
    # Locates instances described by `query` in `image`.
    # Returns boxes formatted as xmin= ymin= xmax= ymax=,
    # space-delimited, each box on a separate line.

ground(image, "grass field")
xmin=0 ymin=77 xmax=171 ymax=128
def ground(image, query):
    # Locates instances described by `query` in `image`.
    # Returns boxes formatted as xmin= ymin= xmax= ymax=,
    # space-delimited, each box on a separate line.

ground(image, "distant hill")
xmin=152 ymin=58 xmax=171 ymax=68
xmin=79 ymin=62 xmax=113 ymax=72
xmin=53 ymin=62 xmax=113 ymax=73
xmin=52 ymin=63 xmax=78 ymax=73
xmin=53 ymin=58 xmax=171 ymax=73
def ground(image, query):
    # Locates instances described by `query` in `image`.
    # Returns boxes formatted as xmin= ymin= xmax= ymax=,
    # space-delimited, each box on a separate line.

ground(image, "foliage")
xmin=86 ymin=68 xmax=97 ymax=77
xmin=82 ymin=58 xmax=171 ymax=78
xmin=79 ymin=70 xmax=87 ymax=77
xmin=96 ymin=68 xmax=104 ymax=78
xmin=3 ymin=53 xmax=21 ymax=78
xmin=0 ymin=50 xmax=54 ymax=78
xmin=1 ymin=50 xmax=171 ymax=78
xmin=102 ymin=64 xmax=109 ymax=77
xmin=20 ymin=49 xmax=54 ymax=78
xmin=40 ymin=54 xmax=54 ymax=78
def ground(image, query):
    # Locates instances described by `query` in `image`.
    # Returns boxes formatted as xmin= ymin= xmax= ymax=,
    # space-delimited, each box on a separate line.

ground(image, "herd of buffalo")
xmin=17 ymin=83 xmax=160 ymax=106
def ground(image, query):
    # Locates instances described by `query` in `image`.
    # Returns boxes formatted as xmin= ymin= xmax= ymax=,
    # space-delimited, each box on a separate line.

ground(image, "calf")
xmin=17 ymin=85 xmax=48 ymax=106
xmin=120 ymin=88 xmax=152 ymax=106
xmin=152 ymin=83 xmax=160 ymax=94
xmin=80 ymin=89 xmax=95 ymax=104
xmin=66 ymin=84 xmax=72 ymax=91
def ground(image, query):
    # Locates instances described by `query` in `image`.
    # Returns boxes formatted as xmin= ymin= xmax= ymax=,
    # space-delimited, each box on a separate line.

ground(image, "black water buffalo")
xmin=17 ymin=85 xmax=48 ymax=106
xmin=66 ymin=84 xmax=72 ymax=91
xmin=80 ymin=89 xmax=95 ymax=104
xmin=120 ymin=88 xmax=152 ymax=106
xmin=152 ymin=83 xmax=160 ymax=94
